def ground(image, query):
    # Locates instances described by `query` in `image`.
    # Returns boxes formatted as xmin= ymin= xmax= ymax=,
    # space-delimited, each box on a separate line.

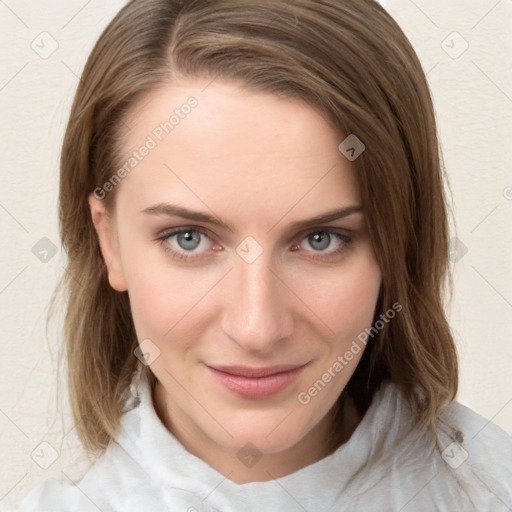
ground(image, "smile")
xmin=206 ymin=364 xmax=308 ymax=400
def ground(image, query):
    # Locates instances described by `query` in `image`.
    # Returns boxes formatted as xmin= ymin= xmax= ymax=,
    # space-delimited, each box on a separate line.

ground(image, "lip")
xmin=206 ymin=363 xmax=308 ymax=400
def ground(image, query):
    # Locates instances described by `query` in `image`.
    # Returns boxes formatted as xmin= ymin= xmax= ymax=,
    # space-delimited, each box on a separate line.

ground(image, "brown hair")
xmin=56 ymin=0 xmax=457 ymax=453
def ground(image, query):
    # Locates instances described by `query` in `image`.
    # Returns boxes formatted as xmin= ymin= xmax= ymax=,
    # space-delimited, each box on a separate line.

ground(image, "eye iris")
xmin=308 ymin=232 xmax=331 ymax=251
xmin=177 ymin=231 xmax=201 ymax=251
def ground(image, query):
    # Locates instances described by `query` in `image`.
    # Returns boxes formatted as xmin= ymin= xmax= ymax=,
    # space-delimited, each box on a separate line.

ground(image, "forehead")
xmin=115 ymin=78 xmax=360 ymax=228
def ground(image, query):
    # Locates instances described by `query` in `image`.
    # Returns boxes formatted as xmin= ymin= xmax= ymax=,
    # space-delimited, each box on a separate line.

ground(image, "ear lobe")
xmin=88 ymin=194 xmax=128 ymax=292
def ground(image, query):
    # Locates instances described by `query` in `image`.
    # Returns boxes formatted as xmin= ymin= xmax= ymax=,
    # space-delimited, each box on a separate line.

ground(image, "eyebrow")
xmin=141 ymin=203 xmax=364 ymax=232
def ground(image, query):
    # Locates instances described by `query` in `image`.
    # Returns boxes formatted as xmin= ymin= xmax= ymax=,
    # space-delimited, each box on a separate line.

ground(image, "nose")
xmin=220 ymin=255 xmax=295 ymax=354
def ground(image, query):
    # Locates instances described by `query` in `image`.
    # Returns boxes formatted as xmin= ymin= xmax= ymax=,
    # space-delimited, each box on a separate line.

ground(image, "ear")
xmin=88 ymin=194 xmax=128 ymax=292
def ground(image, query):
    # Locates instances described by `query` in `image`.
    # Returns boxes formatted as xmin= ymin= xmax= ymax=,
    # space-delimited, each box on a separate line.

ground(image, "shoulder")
xmin=11 ymin=477 xmax=96 ymax=512
xmin=434 ymin=399 xmax=512 ymax=503
xmin=12 ymin=440 xmax=160 ymax=512
xmin=397 ymin=387 xmax=512 ymax=510
xmin=353 ymin=383 xmax=512 ymax=511
xmin=437 ymin=397 xmax=512 ymax=461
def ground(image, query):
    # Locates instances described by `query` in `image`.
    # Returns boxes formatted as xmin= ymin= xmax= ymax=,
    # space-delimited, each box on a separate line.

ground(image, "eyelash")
xmin=155 ymin=227 xmax=354 ymax=263
xmin=155 ymin=227 xmax=354 ymax=262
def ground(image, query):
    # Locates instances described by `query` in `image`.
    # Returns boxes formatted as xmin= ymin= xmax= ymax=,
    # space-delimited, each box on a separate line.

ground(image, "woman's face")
xmin=90 ymin=78 xmax=381 ymax=478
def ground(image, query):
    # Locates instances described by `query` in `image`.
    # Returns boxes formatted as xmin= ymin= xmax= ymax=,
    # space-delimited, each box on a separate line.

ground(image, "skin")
xmin=89 ymin=78 xmax=382 ymax=483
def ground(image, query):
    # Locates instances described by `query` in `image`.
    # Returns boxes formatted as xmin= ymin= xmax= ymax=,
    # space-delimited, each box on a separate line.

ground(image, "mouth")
xmin=206 ymin=363 xmax=308 ymax=400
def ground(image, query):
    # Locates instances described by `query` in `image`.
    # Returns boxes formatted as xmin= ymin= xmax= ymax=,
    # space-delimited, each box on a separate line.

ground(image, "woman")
xmin=15 ymin=0 xmax=512 ymax=510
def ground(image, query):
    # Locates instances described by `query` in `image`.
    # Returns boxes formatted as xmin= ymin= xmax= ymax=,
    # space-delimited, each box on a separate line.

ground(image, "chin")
xmin=210 ymin=409 xmax=313 ymax=454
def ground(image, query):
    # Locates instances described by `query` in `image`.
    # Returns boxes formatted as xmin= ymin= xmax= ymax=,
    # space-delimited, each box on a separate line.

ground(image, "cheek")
xmin=303 ymin=254 xmax=381 ymax=342
xmin=122 ymin=246 xmax=220 ymax=343
xmin=127 ymin=270 xmax=199 ymax=340
xmin=295 ymin=255 xmax=381 ymax=416
xmin=127 ymin=278 xmax=176 ymax=340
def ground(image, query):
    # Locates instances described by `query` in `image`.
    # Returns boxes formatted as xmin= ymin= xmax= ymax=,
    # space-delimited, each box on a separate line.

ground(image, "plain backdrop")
xmin=1 ymin=0 xmax=511 ymax=508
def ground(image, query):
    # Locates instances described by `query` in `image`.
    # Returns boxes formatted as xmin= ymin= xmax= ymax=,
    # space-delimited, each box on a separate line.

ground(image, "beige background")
xmin=1 ymin=0 xmax=511 ymax=508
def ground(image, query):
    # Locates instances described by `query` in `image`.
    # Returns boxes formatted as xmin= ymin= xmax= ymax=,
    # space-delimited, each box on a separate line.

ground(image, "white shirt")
xmin=14 ymin=375 xmax=512 ymax=511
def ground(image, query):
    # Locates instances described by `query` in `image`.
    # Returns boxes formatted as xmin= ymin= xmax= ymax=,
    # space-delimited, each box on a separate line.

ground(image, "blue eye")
xmin=303 ymin=231 xmax=338 ymax=251
xmin=157 ymin=227 xmax=216 ymax=261
xmin=156 ymin=227 xmax=353 ymax=263
xmin=172 ymin=230 xmax=203 ymax=251
xmin=296 ymin=230 xmax=353 ymax=262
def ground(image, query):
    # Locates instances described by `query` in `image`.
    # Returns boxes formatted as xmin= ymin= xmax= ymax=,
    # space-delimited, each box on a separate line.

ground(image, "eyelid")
xmin=156 ymin=225 xmax=353 ymax=245
xmin=155 ymin=225 xmax=355 ymax=262
xmin=294 ymin=225 xmax=354 ymax=239
xmin=156 ymin=226 xmax=220 ymax=250
xmin=156 ymin=225 xmax=213 ymax=240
